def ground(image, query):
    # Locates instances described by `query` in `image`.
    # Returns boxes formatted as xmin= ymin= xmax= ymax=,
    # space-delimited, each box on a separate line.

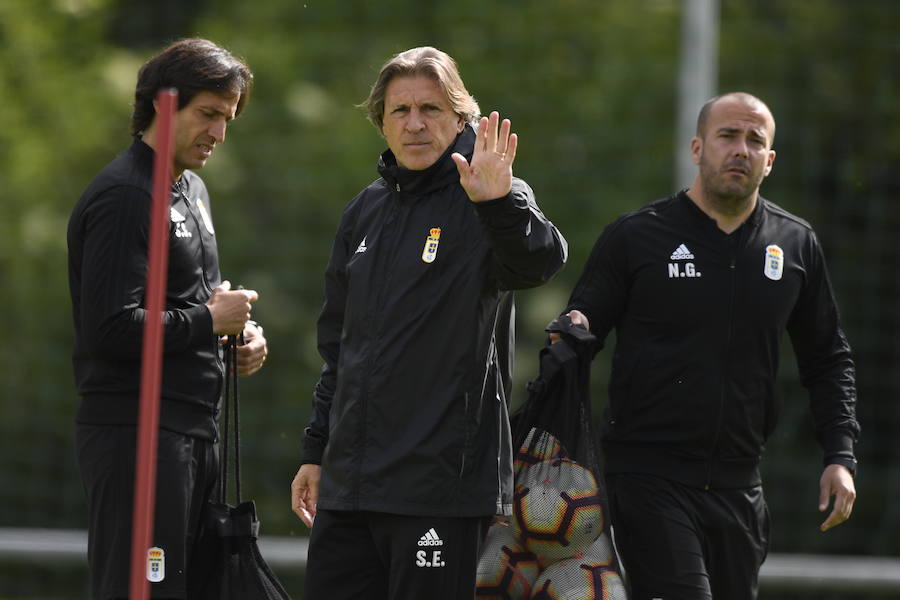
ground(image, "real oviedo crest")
xmin=146 ymin=546 xmax=165 ymax=583
xmin=422 ymin=227 xmax=441 ymax=263
xmin=764 ymin=244 xmax=784 ymax=281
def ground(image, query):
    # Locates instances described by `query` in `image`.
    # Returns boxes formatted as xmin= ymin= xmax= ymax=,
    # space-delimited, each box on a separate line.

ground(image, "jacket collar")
xmin=377 ymin=124 xmax=476 ymax=195
xmin=677 ymin=189 xmax=766 ymax=231
xmin=130 ymin=135 xmax=187 ymax=194
xmin=128 ymin=136 xmax=155 ymax=173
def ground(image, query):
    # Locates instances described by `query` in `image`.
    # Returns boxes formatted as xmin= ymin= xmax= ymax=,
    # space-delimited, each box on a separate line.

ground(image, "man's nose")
xmin=406 ymin=108 xmax=425 ymax=132
xmin=210 ymin=118 xmax=227 ymax=143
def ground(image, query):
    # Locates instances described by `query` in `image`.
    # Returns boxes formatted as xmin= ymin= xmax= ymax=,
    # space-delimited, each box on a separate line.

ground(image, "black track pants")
xmin=75 ymin=424 xmax=218 ymax=599
xmin=607 ymin=473 xmax=769 ymax=600
xmin=304 ymin=509 xmax=491 ymax=600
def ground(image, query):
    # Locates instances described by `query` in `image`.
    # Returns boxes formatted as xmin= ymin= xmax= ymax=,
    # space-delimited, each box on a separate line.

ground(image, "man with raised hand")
xmin=291 ymin=46 xmax=567 ymax=600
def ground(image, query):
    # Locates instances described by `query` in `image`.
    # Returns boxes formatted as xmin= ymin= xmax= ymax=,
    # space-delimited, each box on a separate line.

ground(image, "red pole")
xmin=129 ymin=88 xmax=177 ymax=600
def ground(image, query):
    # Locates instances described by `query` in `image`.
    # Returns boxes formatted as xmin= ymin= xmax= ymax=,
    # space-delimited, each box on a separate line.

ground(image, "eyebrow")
xmin=718 ymin=126 xmax=768 ymax=141
xmin=389 ymin=100 xmax=443 ymax=111
xmin=199 ymin=105 xmax=235 ymax=120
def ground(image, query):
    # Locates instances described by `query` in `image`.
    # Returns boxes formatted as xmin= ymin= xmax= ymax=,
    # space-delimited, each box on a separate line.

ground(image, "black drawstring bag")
xmin=189 ymin=334 xmax=291 ymax=599
xmin=476 ymin=315 xmax=628 ymax=599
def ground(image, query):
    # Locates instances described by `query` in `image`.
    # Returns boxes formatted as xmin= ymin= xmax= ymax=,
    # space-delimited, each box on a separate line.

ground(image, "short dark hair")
xmin=131 ymin=38 xmax=253 ymax=135
xmin=696 ymin=91 xmax=776 ymax=144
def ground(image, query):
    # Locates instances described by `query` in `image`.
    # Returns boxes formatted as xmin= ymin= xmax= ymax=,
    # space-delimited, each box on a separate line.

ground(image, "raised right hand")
xmin=206 ymin=280 xmax=258 ymax=335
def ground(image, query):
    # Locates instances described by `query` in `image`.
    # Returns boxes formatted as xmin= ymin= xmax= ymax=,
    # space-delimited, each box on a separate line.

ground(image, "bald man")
xmin=556 ymin=92 xmax=858 ymax=599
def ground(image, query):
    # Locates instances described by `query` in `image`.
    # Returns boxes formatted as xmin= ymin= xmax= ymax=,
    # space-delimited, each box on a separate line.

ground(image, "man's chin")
xmin=178 ymin=158 xmax=208 ymax=172
xmin=397 ymin=150 xmax=439 ymax=171
xmin=713 ymin=190 xmax=755 ymax=208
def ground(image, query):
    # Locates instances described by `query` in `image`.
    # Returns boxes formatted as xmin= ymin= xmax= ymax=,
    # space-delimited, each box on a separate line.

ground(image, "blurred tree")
xmin=1 ymin=1 xmax=898 ymax=596
xmin=719 ymin=0 xmax=900 ymax=556
xmin=107 ymin=0 xmax=207 ymax=47
xmin=0 ymin=0 xmax=134 ymax=528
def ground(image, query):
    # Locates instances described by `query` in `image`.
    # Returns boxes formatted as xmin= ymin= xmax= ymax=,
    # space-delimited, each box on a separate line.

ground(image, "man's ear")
xmin=690 ymin=136 xmax=702 ymax=166
xmin=764 ymin=149 xmax=776 ymax=177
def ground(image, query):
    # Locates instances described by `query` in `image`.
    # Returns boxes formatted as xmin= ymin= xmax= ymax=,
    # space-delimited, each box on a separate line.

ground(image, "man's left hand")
xmin=222 ymin=321 xmax=268 ymax=376
xmin=452 ymin=111 xmax=517 ymax=203
xmin=818 ymin=463 xmax=856 ymax=532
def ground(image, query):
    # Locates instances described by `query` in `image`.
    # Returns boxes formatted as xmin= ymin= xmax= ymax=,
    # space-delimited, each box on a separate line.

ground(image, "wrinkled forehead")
xmin=710 ymin=97 xmax=775 ymax=140
xmin=384 ymin=74 xmax=447 ymax=105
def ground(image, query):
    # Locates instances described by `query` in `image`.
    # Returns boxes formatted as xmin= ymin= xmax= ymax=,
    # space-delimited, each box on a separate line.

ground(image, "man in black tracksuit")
xmin=68 ymin=39 xmax=267 ymax=599
xmin=560 ymin=92 xmax=858 ymax=599
xmin=291 ymin=47 xmax=567 ymax=600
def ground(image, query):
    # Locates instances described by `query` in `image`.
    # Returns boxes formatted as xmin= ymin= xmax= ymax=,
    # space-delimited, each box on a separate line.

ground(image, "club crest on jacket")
xmin=422 ymin=227 xmax=441 ymax=263
xmin=764 ymin=244 xmax=784 ymax=281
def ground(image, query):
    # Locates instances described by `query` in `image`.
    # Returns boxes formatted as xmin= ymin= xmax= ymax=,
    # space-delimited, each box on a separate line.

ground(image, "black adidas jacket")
xmin=68 ymin=139 xmax=223 ymax=440
xmin=301 ymin=125 xmax=567 ymax=517
xmin=567 ymin=191 xmax=859 ymax=488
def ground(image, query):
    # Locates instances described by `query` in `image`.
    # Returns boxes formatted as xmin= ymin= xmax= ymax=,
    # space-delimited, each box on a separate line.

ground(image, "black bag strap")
xmin=219 ymin=332 xmax=243 ymax=505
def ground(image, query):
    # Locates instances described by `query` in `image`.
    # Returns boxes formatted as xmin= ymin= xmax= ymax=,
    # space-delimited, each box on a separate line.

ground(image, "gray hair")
xmin=360 ymin=46 xmax=480 ymax=132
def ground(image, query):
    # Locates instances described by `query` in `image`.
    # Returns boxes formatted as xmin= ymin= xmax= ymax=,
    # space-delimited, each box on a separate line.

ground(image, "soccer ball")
xmin=515 ymin=428 xmax=569 ymax=475
xmin=476 ymin=522 xmax=541 ymax=600
xmin=513 ymin=458 xmax=604 ymax=567
xmin=582 ymin=532 xmax=614 ymax=565
xmin=530 ymin=535 xmax=627 ymax=600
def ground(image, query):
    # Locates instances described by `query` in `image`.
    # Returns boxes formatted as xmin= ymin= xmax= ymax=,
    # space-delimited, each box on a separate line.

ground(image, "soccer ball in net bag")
xmin=530 ymin=534 xmax=626 ymax=600
xmin=476 ymin=521 xmax=541 ymax=600
xmin=514 ymin=428 xmax=569 ymax=476
xmin=512 ymin=458 xmax=604 ymax=567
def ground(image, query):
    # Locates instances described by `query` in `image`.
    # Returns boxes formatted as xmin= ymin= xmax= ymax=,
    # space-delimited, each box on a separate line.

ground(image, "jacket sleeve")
xmin=77 ymin=185 xmax=213 ymax=360
xmin=301 ymin=204 xmax=355 ymax=465
xmin=786 ymin=231 xmax=860 ymax=473
xmin=472 ymin=178 xmax=567 ymax=290
xmin=563 ymin=216 xmax=632 ymax=350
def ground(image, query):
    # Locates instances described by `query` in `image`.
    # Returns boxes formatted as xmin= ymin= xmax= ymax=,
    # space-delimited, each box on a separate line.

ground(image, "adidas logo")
xmin=670 ymin=244 xmax=694 ymax=260
xmin=355 ymin=236 xmax=368 ymax=254
xmin=418 ymin=528 xmax=443 ymax=547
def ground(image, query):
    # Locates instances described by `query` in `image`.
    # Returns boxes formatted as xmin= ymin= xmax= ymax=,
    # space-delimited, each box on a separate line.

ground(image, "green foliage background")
xmin=1 ymin=0 xmax=898 ymax=597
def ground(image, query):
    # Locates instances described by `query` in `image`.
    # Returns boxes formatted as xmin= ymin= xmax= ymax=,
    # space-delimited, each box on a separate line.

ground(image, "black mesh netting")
xmin=476 ymin=315 xmax=627 ymax=599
